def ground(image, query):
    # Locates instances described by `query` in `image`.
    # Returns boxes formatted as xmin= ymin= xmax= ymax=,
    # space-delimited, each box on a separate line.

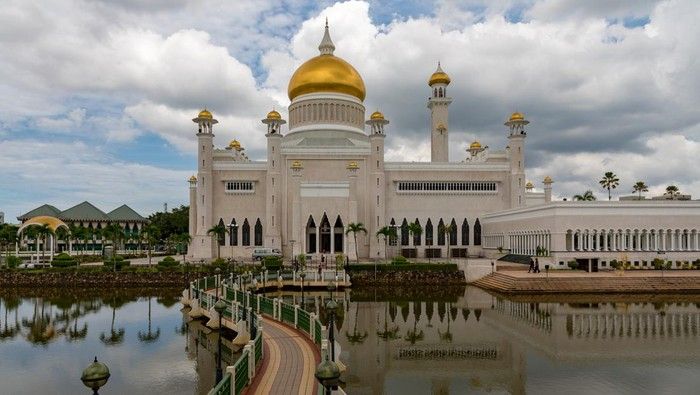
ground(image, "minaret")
xmin=543 ymin=176 xmax=553 ymax=203
xmin=262 ymin=109 xmax=286 ymax=252
xmin=188 ymin=175 xmax=197 ymax=240
xmin=427 ymin=62 xmax=452 ymax=162
xmin=367 ymin=110 xmax=389 ymax=259
xmin=192 ymin=109 xmax=217 ymax=258
xmin=505 ymin=112 xmax=529 ymax=208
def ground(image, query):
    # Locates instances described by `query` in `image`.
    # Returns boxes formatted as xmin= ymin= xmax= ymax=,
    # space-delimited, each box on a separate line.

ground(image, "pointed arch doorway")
xmin=306 ymin=215 xmax=317 ymax=254
xmin=320 ymin=214 xmax=331 ymax=253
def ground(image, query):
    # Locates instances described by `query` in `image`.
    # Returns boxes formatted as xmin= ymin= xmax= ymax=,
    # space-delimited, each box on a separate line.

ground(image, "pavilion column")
xmin=603 ymin=231 xmax=608 ymax=251
xmin=661 ymin=230 xmax=666 ymax=251
xmin=695 ymin=231 xmax=699 ymax=250
xmin=645 ymin=231 xmax=650 ymax=251
xmin=587 ymin=231 xmax=592 ymax=251
xmin=670 ymin=230 xmax=675 ymax=251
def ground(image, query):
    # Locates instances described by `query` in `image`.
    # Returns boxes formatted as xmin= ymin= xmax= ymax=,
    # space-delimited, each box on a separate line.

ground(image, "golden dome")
xmin=470 ymin=141 xmax=482 ymax=150
xmin=188 ymin=175 xmax=197 ymax=182
xmin=291 ymin=160 xmax=303 ymax=169
xmin=266 ymin=109 xmax=281 ymax=120
xmin=509 ymin=112 xmax=525 ymax=122
xmin=198 ymin=109 xmax=213 ymax=119
xmin=543 ymin=176 xmax=553 ymax=184
xmin=288 ymin=23 xmax=365 ymax=101
xmin=525 ymin=181 xmax=534 ymax=189
xmin=436 ymin=122 xmax=446 ymax=130
xmin=347 ymin=161 xmax=359 ymax=169
xmin=428 ymin=62 xmax=451 ymax=86
xmin=288 ymin=55 xmax=366 ymax=101
xmin=370 ymin=111 xmax=384 ymax=120
xmin=229 ymin=139 xmax=242 ymax=150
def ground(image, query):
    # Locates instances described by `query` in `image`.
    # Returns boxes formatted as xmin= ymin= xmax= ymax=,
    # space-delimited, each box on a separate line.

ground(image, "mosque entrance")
xmin=333 ymin=216 xmax=344 ymax=253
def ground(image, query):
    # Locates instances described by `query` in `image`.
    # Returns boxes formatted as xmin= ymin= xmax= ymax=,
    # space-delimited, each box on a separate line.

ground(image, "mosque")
xmin=188 ymin=23 xmax=700 ymax=270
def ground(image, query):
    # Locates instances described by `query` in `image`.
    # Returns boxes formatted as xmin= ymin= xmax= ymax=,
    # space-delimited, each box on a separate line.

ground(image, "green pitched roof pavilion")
xmin=18 ymin=201 xmax=147 ymax=223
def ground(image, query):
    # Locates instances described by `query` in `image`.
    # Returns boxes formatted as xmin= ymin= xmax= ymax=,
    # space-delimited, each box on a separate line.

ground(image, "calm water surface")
xmin=1 ymin=287 xmax=700 ymax=394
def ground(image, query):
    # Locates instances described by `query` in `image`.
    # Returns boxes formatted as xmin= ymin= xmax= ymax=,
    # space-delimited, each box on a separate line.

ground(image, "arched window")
xmin=462 ymin=219 xmax=469 ymax=246
xmin=242 ymin=219 xmax=250 ymax=246
xmin=413 ymin=218 xmax=421 ymax=246
xmin=254 ymin=218 xmax=263 ymax=246
xmin=425 ymin=219 xmax=433 ymax=246
xmin=449 ymin=218 xmax=458 ymax=246
xmin=438 ymin=219 xmax=446 ymax=246
xmin=474 ymin=219 xmax=482 ymax=246
xmin=217 ymin=218 xmax=225 ymax=246
xmin=229 ymin=219 xmax=237 ymax=246
xmin=401 ymin=218 xmax=409 ymax=246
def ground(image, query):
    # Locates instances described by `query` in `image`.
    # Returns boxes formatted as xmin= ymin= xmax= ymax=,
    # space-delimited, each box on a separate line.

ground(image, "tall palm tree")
xmin=345 ymin=303 xmax=367 ymax=345
xmin=375 ymin=226 xmax=396 ymax=264
xmin=599 ymin=171 xmax=620 ymax=201
xmin=407 ymin=221 xmax=422 ymax=256
xmin=207 ymin=224 xmax=228 ymax=259
xmin=137 ymin=297 xmax=161 ymax=343
xmin=345 ymin=223 xmax=367 ymax=264
xmin=176 ymin=233 xmax=192 ymax=265
xmin=440 ymin=223 xmax=454 ymax=262
xmin=68 ymin=224 xmax=83 ymax=255
xmin=142 ymin=224 xmax=160 ymax=267
xmin=54 ymin=227 xmax=69 ymax=254
xmin=377 ymin=303 xmax=400 ymax=341
xmin=100 ymin=297 xmax=126 ymax=346
xmin=102 ymin=224 xmax=125 ymax=271
xmin=665 ymin=185 xmax=680 ymax=199
xmin=35 ymin=224 xmax=54 ymax=263
xmin=573 ymin=190 xmax=596 ymax=201
xmin=632 ymin=181 xmax=649 ymax=200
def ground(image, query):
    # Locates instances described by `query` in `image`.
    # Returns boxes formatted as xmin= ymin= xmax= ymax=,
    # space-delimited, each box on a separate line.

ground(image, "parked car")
xmin=252 ymin=248 xmax=281 ymax=261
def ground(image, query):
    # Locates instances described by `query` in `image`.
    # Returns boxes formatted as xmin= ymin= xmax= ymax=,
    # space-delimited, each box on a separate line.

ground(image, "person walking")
xmin=535 ymin=258 xmax=541 ymax=273
xmin=528 ymin=257 xmax=535 ymax=273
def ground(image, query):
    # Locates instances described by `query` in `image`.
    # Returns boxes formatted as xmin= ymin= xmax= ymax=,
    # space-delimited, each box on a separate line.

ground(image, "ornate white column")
xmin=603 ymin=230 xmax=608 ymax=251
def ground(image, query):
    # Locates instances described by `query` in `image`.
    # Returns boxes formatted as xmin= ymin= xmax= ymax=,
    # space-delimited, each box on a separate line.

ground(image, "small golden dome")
xmin=470 ymin=141 xmax=482 ymax=150
xmin=525 ymin=181 xmax=534 ymax=189
xmin=291 ymin=160 xmax=303 ymax=169
xmin=188 ymin=175 xmax=197 ymax=182
xmin=198 ymin=109 xmax=213 ymax=119
xmin=543 ymin=176 xmax=553 ymax=184
xmin=370 ymin=111 xmax=384 ymax=120
xmin=428 ymin=62 xmax=451 ymax=86
xmin=229 ymin=139 xmax=242 ymax=150
xmin=266 ymin=109 xmax=281 ymax=120
xmin=347 ymin=161 xmax=359 ymax=169
xmin=436 ymin=122 xmax=446 ymax=130
xmin=509 ymin=112 xmax=524 ymax=122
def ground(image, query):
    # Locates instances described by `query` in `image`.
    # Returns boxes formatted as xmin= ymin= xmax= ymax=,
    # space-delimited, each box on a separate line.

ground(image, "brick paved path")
xmin=247 ymin=318 xmax=319 ymax=395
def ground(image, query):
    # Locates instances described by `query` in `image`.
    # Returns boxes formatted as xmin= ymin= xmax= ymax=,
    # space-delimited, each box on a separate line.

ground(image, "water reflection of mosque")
xmin=333 ymin=287 xmax=700 ymax=395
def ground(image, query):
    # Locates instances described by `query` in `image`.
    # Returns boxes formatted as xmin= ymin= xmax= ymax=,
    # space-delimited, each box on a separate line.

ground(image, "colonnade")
xmin=568 ymin=312 xmax=700 ymax=339
xmin=566 ymin=229 xmax=700 ymax=252
xmin=504 ymin=231 xmax=551 ymax=256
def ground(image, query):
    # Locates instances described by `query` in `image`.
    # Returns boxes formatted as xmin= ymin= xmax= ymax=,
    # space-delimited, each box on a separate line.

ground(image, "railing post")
xmin=245 ymin=342 xmax=255 ymax=380
xmin=256 ymin=294 xmax=261 ymax=313
xmin=294 ymin=304 xmax=299 ymax=329
xmin=272 ymin=298 xmax=278 ymax=320
xmin=309 ymin=313 xmax=316 ymax=340
xmin=278 ymin=299 xmax=283 ymax=321
xmin=257 ymin=313 xmax=264 ymax=359
xmin=226 ymin=366 xmax=236 ymax=395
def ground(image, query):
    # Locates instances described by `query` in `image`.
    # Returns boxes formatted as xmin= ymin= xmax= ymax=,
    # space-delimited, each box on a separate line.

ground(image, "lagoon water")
xmin=1 ymin=287 xmax=699 ymax=394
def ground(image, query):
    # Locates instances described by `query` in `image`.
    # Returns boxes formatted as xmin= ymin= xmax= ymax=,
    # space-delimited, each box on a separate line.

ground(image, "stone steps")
xmin=473 ymin=272 xmax=700 ymax=294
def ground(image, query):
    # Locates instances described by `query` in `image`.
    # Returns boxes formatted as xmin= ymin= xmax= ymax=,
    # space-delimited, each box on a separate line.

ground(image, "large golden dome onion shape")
xmin=288 ymin=22 xmax=366 ymax=101
xmin=288 ymin=55 xmax=366 ymax=101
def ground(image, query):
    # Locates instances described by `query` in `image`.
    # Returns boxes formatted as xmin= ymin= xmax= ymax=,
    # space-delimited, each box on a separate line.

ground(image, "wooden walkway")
xmin=246 ymin=318 xmax=319 ymax=395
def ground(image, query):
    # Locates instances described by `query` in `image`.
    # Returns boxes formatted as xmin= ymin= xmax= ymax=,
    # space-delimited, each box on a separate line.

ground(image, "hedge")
xmin=52 ymin=253 xmax=78 ymax=268
xmin=347 ymin=263 xmax=458 ymax=272
xmin=158 ymin=256 xmax=180 ymax=268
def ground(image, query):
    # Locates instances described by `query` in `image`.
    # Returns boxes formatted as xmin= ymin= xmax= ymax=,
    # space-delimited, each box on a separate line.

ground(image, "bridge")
xmin=182 ymin=269 xmax=350 ymax=395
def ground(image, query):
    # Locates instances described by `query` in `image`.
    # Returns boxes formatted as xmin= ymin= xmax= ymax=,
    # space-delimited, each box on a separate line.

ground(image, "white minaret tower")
xmin=505 ymin=112 xmax=529 ymax=208
xmin=188 ymin=175 xmax=197 ymax=240
xmin=427 ymin=62 xmax=452 ymax=163
xmin=192 ymin=109 xmax=217 ymax=259
xmin=262 ymin=109 xmax=286 ymax=251
xmin=367 ymin=110 xmax=389 ymax=259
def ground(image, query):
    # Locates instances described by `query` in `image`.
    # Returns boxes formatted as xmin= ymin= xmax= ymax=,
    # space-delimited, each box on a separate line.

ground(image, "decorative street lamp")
xmin=215 ymin=267 xmax=222 ymax=299
xmin=299 ymin=271 xmax=306 ymax=309
xmin=213 ymin=299 xmax=227 ymax=383
xmin=81 ymin=357 xmax=110 ymax=395
xmin=315 ymin=355 xmax=341 ymax=395
xmin=326 ymin=281 xmax=338 ymax=362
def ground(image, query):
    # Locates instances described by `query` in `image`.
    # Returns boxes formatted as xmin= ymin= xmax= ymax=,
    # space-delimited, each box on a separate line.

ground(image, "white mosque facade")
xmin=188 ymin=24 xmax=700 ymax=269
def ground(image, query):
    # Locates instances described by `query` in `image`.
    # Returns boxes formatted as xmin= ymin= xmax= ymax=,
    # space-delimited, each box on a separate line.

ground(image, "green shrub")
xmin=158 ymin=256 xmax=180 ymax=268
xmin=103 ymin=256 xmax=130 ymax=271
xmin=347 ymin=263 xmax=457 ymax=272
xmin=653 ymin=258 xmax=665 ymax=270
xmin=6 ymin=255 xmax=22 ymax=269
xmin=693 ymin=259 xmax=700 ymax=269
xmin=52 ymin=253 xmax=78 ymax=268
xmin=665 ymin=261 xmax=673 ymax=270
xmin=391 ymin=255 xmax=409 ymax=265
xmin=262 ymin=256 xmax=282 ymax=271
xmin=567 ymin=261 xmax=579 ymax=270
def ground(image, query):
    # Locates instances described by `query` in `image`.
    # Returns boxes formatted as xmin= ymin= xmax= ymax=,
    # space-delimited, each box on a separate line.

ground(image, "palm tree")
xmin=34 ymin=224 xmax=54 ymax=263
xmin=407 ymin=221 xmax=422 ymax=256
xmin=102 ymin=224 xmax=125 ymax=271
xmin=377 ymin=303 xmax=400 ymax=341
xmin=573 ymin=190 xmax=596 ymax=201
xmin=345 ymin=223 xmax=367 ymax=264
xmin=68 ymin=224 xmax=83 ymax=255
xmin=0 ymin=224 xmax=19 ymax=266
xmin=207 ymin=224 xmax=228 ymax=259
xmin=142 ymin=224 xmax=160 ymax=267
xmin=345 ymin=303 xmax=367 ymax=345
xmin=405 ymin=301 xmax=424 ymax=345
xmin=137 ymin=297 xmax=161 ymax=343
xmin=176 ymin=233 xmax=192 ymax=265
xmin=54 ymin=227 xmax=69 ymax=254
xmin=665 ymin=185 xmax=680 ymax=199
xmin=632 ymin=181 xmax=649 ymax=200
xmin=599 ymin=171 xmax=620 ymax=201
xmin=375 ymin=226 xmax=396 ymax=279
xmin=440 ymin=223 xmax=454 ymax=262
xmin=100 ymin=297 xmax=126 ymax=346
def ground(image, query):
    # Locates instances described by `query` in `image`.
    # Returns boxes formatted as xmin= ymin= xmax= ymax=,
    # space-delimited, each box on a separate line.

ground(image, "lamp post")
xmin=213 ymin=299 xmax=227 ymax=384
xmin=215 ymin=267 xmax=221 ymax=299
xmin=81 ymin=357 xmax=110 ymax=395
xmin=315 ymin=356 xmax=341 ymax=395
xmin=326 ymin=281 xmax=338 ymax=362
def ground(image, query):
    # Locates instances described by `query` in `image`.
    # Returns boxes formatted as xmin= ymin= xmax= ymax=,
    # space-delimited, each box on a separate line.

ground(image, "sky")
xmin=1 ymin=0 xmax=699 ymax=221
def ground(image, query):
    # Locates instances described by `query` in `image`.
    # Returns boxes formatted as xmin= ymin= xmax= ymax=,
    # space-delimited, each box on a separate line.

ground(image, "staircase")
xmin=473 ymin=273 xmax=517 ymax=292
